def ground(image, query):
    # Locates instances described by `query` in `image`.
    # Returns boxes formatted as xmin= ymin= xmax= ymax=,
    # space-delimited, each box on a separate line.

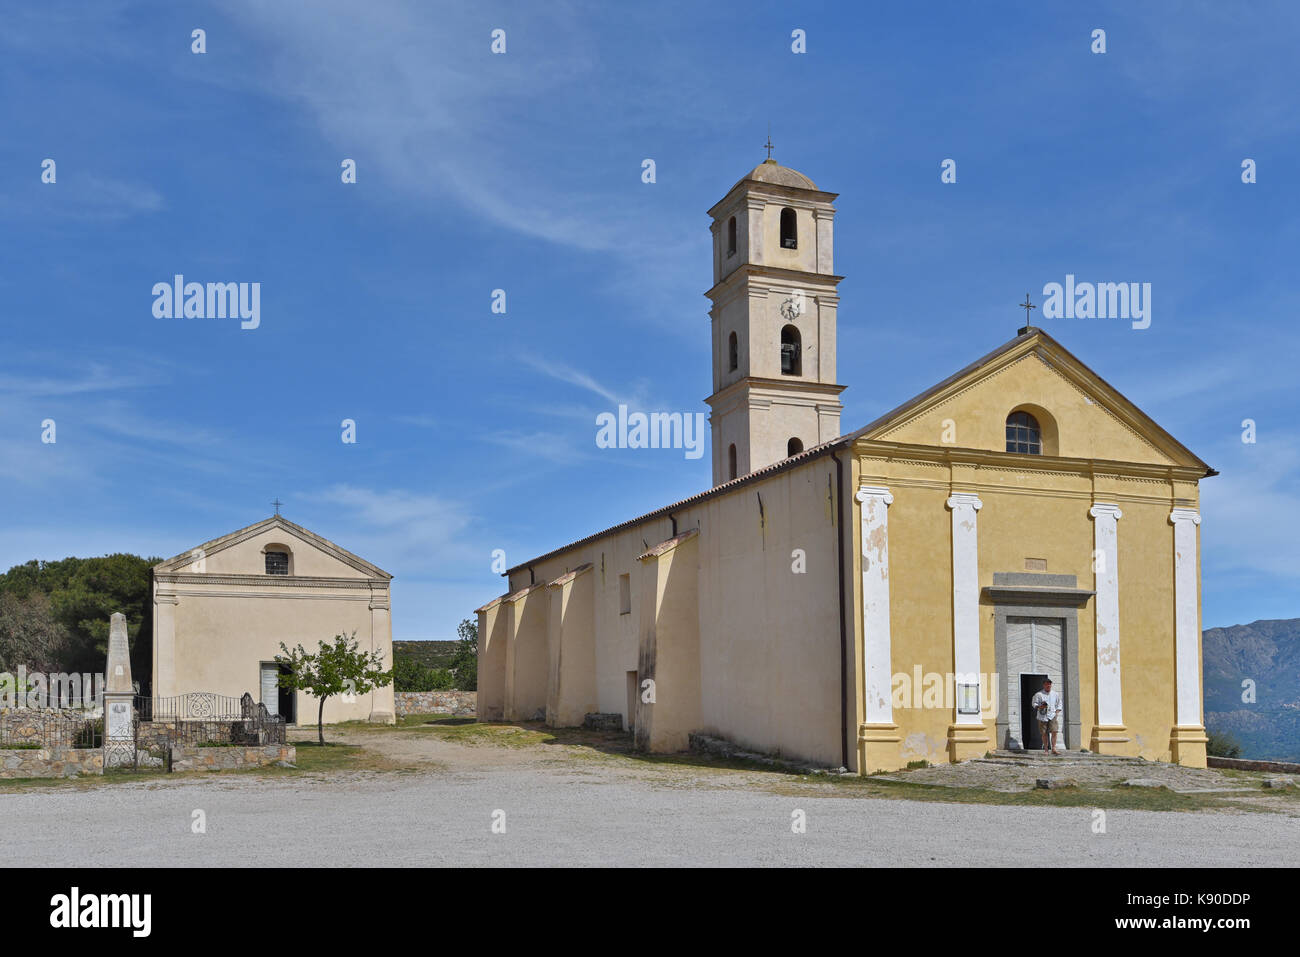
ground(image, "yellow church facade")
xmin=477 ymin=159 xmax=1213 ymax=773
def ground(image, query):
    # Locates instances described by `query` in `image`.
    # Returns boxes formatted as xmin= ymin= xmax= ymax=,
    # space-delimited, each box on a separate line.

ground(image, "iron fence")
xmin=137 ymin=691 xmax=245 ymax=722
xmin=135 ymin=692 xmax=286 ymax=747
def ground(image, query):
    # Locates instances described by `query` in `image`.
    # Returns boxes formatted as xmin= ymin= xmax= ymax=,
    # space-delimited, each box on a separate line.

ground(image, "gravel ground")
xmin=0 ymin=729 xmax=1296 ymax=866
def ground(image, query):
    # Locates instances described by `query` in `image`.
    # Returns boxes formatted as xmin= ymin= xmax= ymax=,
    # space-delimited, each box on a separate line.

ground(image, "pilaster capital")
xmin=946 ymin=492 xmax=983 ymax=512
xmin=1089 ymin=502 xmax=1123 ymax=521
xmin=855 ymin=485 xmax=894 ymax=506
xmin=1169 ymin=507 xmax=1201 ymax=527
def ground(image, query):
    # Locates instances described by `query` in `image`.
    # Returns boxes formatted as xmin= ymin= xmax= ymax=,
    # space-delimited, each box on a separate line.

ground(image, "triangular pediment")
xmin=851 ymin=329 xmax=1212 ymax=471
xmin=153 ymin=516 xmax=391 ymax=579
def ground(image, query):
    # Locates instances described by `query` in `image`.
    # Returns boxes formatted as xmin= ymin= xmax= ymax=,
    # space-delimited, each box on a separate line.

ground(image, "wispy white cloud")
xmin=219 ymin=1 xmax=714 ymax=336
xmin=482 ymin=429 xmax=591 ymax=466
xmin=0 ymin=173 xmax=164 ymax=225
xmin=0 ymin=355 xmax=169 ymax=397
xmin=517 ymin=354 xmax=627 ymax=406
xmin=222 ymin=1 xmax=613 ymax=249
xmin=301 ymin=484 xmax=478 ymax=568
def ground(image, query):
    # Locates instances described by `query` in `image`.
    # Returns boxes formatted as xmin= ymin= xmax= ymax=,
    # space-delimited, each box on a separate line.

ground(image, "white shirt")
xmin=1032 ymin=689 xmax=1062 ymax=722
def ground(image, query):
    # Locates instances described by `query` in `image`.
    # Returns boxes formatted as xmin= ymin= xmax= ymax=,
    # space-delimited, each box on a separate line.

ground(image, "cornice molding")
xmin=153 ymin=573 xmax=385 ymax=589
xmin=852 ymin=439 xmax=1209 ymax=484
xmin=982 ymin=585 xmax=1096 ymax=608
xmin=706 ymin=376 xmax=847 ymax=408
xmin=168 ymin=590 xmax=373 ymax=602
xmin=704 ymin=264 xmax=843 ymax=301
xmin=153 ymin=515 xmax=392 ymax=580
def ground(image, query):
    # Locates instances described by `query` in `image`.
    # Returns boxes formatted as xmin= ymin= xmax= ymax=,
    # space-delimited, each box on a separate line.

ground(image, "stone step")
xmin=978 ymin=749 xmax=1151 ymax=765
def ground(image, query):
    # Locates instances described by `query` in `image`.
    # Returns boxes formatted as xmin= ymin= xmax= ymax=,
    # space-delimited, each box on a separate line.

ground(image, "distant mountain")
xmin=1203 ymin=618 xmax=1300 ymax=762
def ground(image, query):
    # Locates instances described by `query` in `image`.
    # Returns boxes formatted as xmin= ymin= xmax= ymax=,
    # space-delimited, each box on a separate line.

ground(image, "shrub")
xmin=1206 ymin=728 xmax=1242 ymax=759
xmin=395 ymin=658 xmax=456 ymax=691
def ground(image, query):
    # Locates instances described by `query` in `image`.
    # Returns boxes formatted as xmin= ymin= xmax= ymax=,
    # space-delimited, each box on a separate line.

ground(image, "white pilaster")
xmin=814 ymin=207 xmax=835 ymax=274
xmin=153 ymin=590 xmax=178 ymax=698
xmin=946 ymin=493 xmax=984 ymax=725
xmin=856 ymin=486 xmax=894 ymax=725
xmin=1089 ymin=503 xmax=1124 ymax=727
xmin=1170 ymin=508 xmax=1203 ymax=727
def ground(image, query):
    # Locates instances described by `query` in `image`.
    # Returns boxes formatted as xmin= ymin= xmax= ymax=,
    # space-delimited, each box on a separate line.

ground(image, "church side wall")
xmin=506 ymin=516 xmax=675 ymax=731
xmin=692 ymin=460 xmax=843 ymax=766
xmin=476 ymin=602 xmax=507 ymax=720
xmin=501 ymin=457 xmax=844 ymax=765
xmin=505 ymin=587 xmax=548 ymax=721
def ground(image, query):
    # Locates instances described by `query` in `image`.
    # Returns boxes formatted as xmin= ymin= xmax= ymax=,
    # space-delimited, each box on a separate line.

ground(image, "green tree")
xmin=0 ymin=554 xmax=157 ymax=678
xmin=449 ymin=617 xmax=478 ymax=691
xmin=394 ymin=658 xmax=456 ymax=692
xmin=393 ymin=657 xmax=429 ymax=692
xmin=0 ymin=591 xmax=71 ymax=673
xmin=274 ymin=632 xmax=393 ymax=744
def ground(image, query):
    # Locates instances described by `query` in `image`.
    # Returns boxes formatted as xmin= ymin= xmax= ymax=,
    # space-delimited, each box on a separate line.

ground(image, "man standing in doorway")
xmin=1032 ymin=678 xmax=1063 ymax=754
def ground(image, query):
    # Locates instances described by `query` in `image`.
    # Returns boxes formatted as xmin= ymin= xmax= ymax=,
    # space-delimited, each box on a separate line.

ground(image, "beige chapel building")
xmin=151 ymin=515 xmax=396 ymax=724
xmin=476 ymin=157 xmax=1215 ymax=772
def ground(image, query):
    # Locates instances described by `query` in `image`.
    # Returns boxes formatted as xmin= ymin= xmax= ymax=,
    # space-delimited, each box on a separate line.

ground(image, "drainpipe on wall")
xmin=831 ymin=450 xmax=849 ymax=771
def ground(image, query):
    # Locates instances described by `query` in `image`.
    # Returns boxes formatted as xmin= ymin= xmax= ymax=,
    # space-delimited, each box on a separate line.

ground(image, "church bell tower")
xmin=705 ymin=156 xmax=845 ymax=486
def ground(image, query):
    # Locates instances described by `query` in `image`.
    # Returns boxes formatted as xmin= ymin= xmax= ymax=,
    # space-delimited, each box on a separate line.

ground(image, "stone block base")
xmin=1089 ymin=725 xmax=1132 ymax=755
xmin=947 ymin=723 xmax=990 ymax=763
xmin=1170 ymin=725 xmax=1208 ymax=768
xmin=857 ymin=723 xmax=902 ymax=773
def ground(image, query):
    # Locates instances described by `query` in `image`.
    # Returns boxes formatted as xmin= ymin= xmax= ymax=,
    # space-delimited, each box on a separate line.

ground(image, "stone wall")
xmin=170 ymin=744 xmax=296 ymax=772
xmin=137 ymin=719 xmax=280 ymax=750
xmin=394 ymin=691 xmax=477 ymax=717
xmin=0 ymin=709 xmax=99 ymax=748
xmin=1208 ymin=755 xmax=1300 ymax=774
xmin=0 ymin=747 xmax=103 ymax=779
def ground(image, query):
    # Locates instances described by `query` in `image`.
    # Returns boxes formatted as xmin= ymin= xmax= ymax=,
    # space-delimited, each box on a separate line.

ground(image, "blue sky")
xmin=2 ymin=1 xmax=1297 ymax=636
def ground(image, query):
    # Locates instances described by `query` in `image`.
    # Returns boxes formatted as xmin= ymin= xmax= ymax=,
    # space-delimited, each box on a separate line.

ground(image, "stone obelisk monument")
xmin=103 ymin=612 xmax=135 ymax=768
